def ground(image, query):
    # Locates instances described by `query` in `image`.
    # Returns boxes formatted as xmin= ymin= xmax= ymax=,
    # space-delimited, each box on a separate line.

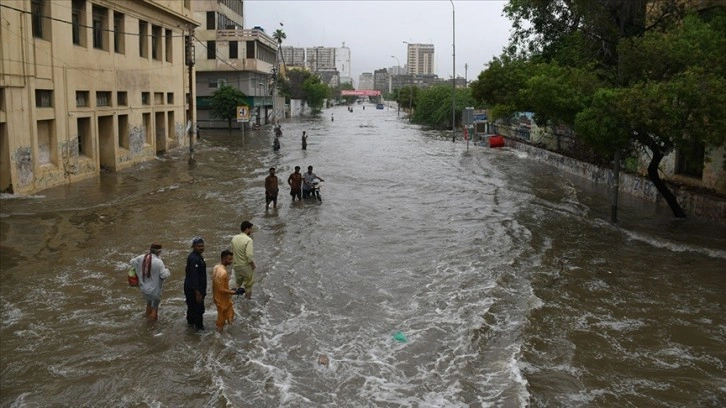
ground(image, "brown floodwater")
xmin=2 ymin=104 xmax=725 ymax=407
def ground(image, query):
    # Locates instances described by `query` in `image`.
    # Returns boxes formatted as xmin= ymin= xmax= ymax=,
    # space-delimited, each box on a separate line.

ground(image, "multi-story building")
xmin=281 ymin=46 xmax=305 ymax=69
xmin=0 ymin=0 xmax=197 ymax=195
xmin=406 ymin=43 xmax=434 ymax=76
xmin=336 ymin=43 xmax=352 ymax=85
xmin=373 ymin=69 xmax=389 ymax=94
xmin=192 ymin=0 xmax=280 ymax=127
xmin=358 ymin=73 xmax=374 ymax=90
xmin=306 ymin=46 xmax=335 ymax=72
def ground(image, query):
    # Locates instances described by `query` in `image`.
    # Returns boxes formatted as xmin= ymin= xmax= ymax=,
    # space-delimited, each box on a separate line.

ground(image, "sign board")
xmin=341 ymin=90 xmax=382 ymax=96
xmin=236 ymin=105 xmax=250 ymax=122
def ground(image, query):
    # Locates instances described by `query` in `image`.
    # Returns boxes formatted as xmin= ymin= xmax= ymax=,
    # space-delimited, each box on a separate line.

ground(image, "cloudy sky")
xmin=244 ymin=0 xmax=513 ymax=85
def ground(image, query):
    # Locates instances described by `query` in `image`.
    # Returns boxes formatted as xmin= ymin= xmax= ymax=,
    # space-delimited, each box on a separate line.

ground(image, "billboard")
xmin=341 ymin=90 xmax=382 ymax=96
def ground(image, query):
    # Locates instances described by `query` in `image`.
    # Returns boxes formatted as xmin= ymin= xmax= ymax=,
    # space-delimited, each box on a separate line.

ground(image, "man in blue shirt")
xmin=184 ymin=237 xmax=207 ymax=331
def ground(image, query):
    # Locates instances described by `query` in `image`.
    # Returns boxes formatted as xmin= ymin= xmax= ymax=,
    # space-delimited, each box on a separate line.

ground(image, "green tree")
xmin=476 ymin=1 xmax=726 ymax=218
xmin=412 ymin=85 xmax=475 ymax=129
xmin=394 ymin=85 xmax=417 ymax=111
xmin=272 ymin=29 xmax=286 ymax=46
xmin=278 ymin=69 xmax=312 ymax=101
xmin=209 ymin=85 xmax=247 ymax=131
xmin=302 ymin=75 xmax=329 ymax=113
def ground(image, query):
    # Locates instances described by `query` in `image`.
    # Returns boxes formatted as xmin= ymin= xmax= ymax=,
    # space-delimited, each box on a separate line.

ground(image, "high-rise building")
xmin=358 ymin=73 xmax=374 ymax=90
xmin=336 ymin=42 xmax=352 ymax=85
xmin=406 ymin=43 xmax=434 ymax=75
xmin=281 ymin=46 xmax=305 ymax=68
xmin=306 ymin=46 xmax=336 ymax=72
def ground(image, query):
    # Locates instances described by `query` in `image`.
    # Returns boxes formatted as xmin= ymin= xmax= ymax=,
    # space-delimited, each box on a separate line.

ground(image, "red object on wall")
xmin=489 ymin=135 xmax=505 ymax=148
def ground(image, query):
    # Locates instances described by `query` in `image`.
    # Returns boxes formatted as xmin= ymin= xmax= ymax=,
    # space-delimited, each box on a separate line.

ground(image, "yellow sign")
xmin=236 ymin=105 xmax=250 ymax=122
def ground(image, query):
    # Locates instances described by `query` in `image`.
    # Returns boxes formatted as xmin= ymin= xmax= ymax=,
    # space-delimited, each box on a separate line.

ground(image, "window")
xmin=184 ymin=0 xmax=190 ymax=9
xmin=35 ymin=89 xmax=53 ymax=108
xmin=207 ymin=41 xmax=216 ymax=59
xmin=246 ymin=41 xmax=255 ymax=59
xmin=92 ymin=5 xmax=108 ymax=50
xmin=154 ymin=92 xmax=164 ymax=105
xmin=166 ymin=92 xmax=174 ymax=104
xmin=165 ymin=29 xmax=172 ymax=62
xmin=117 ymin=91 xmax=127 ymax=106
xmin=72 ymin=0 xmax=86 ymax=46
xmin=113 ymin=12 xmax=125 ymax=54
xmin=151 ymin=25 xmax=161 ymax=60
xmin=139 ymin=21 xmax=148 ymax=58
xmin=141 ymin=92 xmax=150 ymax=105
xmin=229 ymin=41 xmax=238 ymax=59
xmin=96 ymin=91 xmax=111 ymax=107
xmin=209 ymin=80 xmax=218 ymax=89
xmin=31 ymin=0 xmax=49 ymax=40
xmin=206 ymin=12 xmax=215 ymax=30
xmin=76 ymin=91 xmax=89 ymax=107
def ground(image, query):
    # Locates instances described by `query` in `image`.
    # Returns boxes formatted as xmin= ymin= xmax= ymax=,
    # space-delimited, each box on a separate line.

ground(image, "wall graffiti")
xmin=12 ymin=147 xmax=33 ymax=188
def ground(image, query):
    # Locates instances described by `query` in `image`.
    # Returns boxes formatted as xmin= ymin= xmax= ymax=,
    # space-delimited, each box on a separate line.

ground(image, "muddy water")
xmin=1 ymin=104 xmax=725 ymax=407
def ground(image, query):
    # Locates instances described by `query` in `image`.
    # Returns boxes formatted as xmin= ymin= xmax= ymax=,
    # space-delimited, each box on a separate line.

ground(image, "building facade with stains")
xmin=0 ymin=0 xmax=198 ymax=195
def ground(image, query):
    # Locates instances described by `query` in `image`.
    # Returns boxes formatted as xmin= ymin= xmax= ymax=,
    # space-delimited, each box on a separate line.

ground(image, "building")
xmin=406 ymin=43 xmax=434 ymax=75
xmin=281 ymin=46 xmax=305 ymax=68
xmin=0 ymin=0 xmax=197 ymax=195
xmin=373 ymin=69 xmax=389 ymax=94
xmin=358 ymin=73 xmax=374 ymax=90
xmin=306 ymin=46 xmax=335 ymax=72
xmin=336 ymin=42 xmax=352 ymax=85
xmin=192 ymin=0 xmax=281 ymax=127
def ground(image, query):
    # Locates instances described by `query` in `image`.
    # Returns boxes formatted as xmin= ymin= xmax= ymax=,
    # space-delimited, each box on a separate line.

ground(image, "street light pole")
xmin=450 ymin=0 xmax=456 ymax=143
xmin=390 ymin=56 xmax=400 ymax=116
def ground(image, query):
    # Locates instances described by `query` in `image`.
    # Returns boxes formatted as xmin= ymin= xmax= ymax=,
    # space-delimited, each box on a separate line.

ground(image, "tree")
xmin=272 ymin=29 xmax=286 ymax=46
xmin=302 ymin=75 xmax=329 ymax=113
xmin=476 ymin=1 xmax=726 ymax=218
xmin=209 ymin=85 xmax=247 ymax=131
xmin=412 ymin=85 xmax=476 ymax=129
xmin=278 ymin=69 xmax=311 ymax=101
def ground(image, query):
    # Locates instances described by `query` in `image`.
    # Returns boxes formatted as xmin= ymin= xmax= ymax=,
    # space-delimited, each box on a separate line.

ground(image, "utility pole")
xmin=450 ymin=0 xmax=456 ymax=143
xmin=186 ymin=27 xmax=195 ymax=164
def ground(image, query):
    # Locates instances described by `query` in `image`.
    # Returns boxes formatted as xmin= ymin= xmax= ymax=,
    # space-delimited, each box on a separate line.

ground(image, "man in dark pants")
xmin=184 ymin=237 xmax=207 ymax=331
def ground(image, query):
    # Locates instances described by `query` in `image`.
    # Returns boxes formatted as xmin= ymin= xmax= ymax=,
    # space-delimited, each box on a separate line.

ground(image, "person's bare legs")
xmin=146 ymin=303 xmax=158 ymax=321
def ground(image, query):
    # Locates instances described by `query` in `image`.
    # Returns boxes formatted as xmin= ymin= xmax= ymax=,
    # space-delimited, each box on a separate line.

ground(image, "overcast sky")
xmin=244 ymin=0 xmax=513 ymax=85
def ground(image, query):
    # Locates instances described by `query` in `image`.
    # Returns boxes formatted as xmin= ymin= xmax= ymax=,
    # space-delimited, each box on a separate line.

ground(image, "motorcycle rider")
xmin=302 ymin=166 xmax=324 ymax=199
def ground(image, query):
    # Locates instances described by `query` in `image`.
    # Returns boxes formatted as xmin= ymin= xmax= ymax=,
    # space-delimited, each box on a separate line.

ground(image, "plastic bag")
xmin=128 ymin=268 xmax=139 ymax=287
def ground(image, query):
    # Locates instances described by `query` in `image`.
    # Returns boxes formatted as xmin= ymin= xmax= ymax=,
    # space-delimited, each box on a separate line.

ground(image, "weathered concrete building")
xmin=0 ymin=0 xmax=197 ymax=195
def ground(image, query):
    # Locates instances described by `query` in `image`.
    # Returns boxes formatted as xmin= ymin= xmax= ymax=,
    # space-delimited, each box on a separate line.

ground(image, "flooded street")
xmin=2 ymin=104 xmax=725 ymax=407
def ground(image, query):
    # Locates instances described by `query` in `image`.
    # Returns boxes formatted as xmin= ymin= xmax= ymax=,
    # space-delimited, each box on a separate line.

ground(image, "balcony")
xmin=216 ymin=29 xmax=277 ymax=49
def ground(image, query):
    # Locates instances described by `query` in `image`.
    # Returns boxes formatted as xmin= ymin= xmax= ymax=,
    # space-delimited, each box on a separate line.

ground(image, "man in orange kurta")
xmin=212 ymin=250 xmax=240 ymax=332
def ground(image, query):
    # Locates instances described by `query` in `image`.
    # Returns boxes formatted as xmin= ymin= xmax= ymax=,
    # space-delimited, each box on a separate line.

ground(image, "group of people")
xmin=272 ymin=129 xmax=313 ymax=151
xmin=264 ymin=165 xmax=325 ymax=209
xmin=129 ymin=220 xmax=258 ymax=333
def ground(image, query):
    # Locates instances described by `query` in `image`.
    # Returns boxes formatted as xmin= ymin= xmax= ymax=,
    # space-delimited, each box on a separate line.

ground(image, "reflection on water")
xmin=2 ymin=105 xmax=725 ymax=407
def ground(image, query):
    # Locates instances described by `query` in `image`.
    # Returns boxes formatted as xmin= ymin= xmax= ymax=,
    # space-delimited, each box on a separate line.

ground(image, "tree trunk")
xmin=646 ymin=149 xmax=687 ymax=218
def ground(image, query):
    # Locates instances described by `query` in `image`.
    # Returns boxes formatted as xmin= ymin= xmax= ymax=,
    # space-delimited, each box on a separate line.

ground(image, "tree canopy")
xmin=412 ymin=85 xmax=476 ymax=130
xmin=209 ymin=85 xmax=247 ymax=131
xmin=472 ymin=0 xmax=726 ymax=217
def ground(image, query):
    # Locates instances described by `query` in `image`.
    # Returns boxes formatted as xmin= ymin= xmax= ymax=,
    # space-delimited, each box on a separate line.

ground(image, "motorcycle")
xmin=251 ymin=123 xmax=261 ymax=131
xmin=304 ymin=180 xmax=322 ymax=201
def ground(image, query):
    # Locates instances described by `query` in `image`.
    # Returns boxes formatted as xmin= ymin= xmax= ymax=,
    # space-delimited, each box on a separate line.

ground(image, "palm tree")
xmin=272 ymin=29 xmax=286 ymax=46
